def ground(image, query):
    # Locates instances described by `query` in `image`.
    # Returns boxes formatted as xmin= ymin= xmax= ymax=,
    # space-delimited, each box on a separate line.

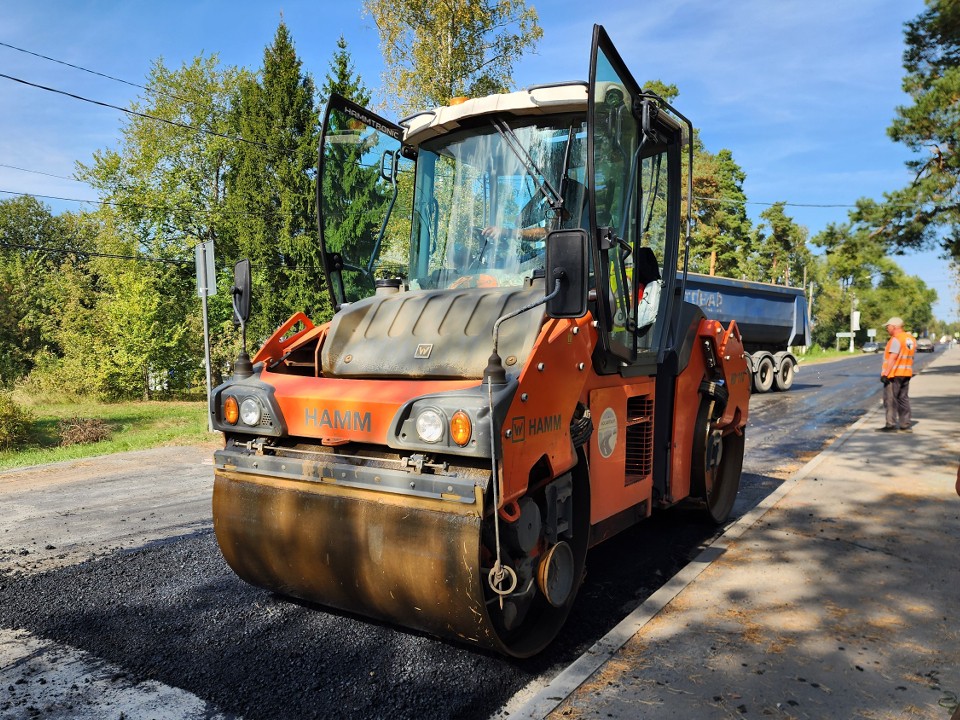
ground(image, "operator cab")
xmin=317 ymin=28 xmax=692 ymax=373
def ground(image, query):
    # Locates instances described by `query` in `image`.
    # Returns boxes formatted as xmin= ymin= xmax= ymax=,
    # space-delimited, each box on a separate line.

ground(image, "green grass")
xmin=0 ymin=400 xmax=217 ymax=471
xmin=795 ymin=345 xmax=870 ymax=365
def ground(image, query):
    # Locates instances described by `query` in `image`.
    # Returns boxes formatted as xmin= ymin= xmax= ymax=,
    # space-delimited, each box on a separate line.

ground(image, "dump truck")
xmin=209 ymin=26 xmax=750 ymax=658
xmin=682 ymin=273 xmax=810 ymax=393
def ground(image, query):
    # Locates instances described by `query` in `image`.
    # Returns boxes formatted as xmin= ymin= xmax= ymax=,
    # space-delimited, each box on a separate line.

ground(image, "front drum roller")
xmin=213 ymin=466 xmax=589 ymax=657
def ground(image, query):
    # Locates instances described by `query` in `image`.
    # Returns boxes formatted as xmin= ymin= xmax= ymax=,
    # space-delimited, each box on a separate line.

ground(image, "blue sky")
xmin=2 ymin=0 xmax=956 ymax=322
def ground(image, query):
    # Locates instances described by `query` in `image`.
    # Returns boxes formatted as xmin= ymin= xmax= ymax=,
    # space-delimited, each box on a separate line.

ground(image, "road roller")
xmin=209 ymin=25 xmax=751 ymax=657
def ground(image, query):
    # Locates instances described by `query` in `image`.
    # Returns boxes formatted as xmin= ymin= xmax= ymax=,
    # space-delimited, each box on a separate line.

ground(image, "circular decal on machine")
xmin=597 ymin=407 xmax=618 ymax=459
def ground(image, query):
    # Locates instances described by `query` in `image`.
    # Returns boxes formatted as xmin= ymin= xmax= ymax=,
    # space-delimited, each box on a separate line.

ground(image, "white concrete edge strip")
xmin=497 ymin=404 xmax=883 ymax=720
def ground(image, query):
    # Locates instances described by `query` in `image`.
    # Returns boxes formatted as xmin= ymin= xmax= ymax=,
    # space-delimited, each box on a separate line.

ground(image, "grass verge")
xmin=0 ymin=400 xmax=216 ymax=471
xmin=794 ymin=346 xmax=871 ymax=365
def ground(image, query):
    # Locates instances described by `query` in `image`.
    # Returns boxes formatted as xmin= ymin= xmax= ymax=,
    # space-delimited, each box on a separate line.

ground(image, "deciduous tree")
xmin=363 ymin=0 xmax=542 ymax=114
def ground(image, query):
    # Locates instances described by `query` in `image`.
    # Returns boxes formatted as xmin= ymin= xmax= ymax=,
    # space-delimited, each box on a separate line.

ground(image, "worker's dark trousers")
xmin=884 ymin=376 xmax=912 ymax=428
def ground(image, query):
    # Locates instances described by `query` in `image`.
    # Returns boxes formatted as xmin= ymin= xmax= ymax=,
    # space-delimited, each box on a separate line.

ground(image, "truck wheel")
xmin=691 ymin=398 xmax=745 ymax=524
xmin=774 ymin=357 xmax=795 ymax=391
xmin=753 ymin=356 xmax=774 ymax=393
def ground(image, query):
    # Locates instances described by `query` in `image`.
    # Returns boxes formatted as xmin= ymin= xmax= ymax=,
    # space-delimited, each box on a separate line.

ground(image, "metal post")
xmin=198 ymin=241 xmax=214 ymax=432
xmin=849 ymin=296 xmax=858 ymax=353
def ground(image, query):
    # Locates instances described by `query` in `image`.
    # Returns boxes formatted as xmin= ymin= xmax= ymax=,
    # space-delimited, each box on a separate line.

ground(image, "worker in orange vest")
xmin=877 ymin=316 xmax=915 ymax=432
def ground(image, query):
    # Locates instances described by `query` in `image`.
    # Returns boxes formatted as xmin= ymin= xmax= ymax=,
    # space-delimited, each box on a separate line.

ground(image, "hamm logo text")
xmin=305 ymin=408 xmax=372 ymax=432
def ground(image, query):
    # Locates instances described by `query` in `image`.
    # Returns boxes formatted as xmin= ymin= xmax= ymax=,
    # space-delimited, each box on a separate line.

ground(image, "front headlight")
xmin=415 ymin=409 xmax=444 ymax=443
xmin=239 ymin=397 xmax=262 ymax=426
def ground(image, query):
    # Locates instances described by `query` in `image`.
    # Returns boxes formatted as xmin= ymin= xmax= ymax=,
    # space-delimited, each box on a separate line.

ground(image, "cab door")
xmin=586 ymin=26 xmax=684 ymax=370
xmin=317 ymin=93 xmax=413 ymax=309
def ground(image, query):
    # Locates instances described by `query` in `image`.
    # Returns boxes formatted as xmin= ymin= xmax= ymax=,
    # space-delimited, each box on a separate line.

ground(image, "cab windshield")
xmin=407 ymin=115 xmax=587 ymax=290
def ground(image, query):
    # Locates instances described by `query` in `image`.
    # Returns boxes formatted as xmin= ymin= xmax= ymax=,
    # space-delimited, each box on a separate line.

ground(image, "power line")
xmin=0 ymin=163 xmax=78 ymax=182
xmin=0 ymin=188 xmax=312 ymax=221
xmin=0 ymin=40 xmax=191 ymax=104
xmin=0 ymin=168 xmax=923 ymax=218
xmin=695 ymin=195 xmax=856 ymax=208
xmin=0 ymin=238 xmax=190 ymax=264
xmin=693 ymin=195 xmax=920 ymax=211
xmin=1 ymin=188 xmax=100 ymax=205
xmin=0 ymin=72 xmax=287 ymax=153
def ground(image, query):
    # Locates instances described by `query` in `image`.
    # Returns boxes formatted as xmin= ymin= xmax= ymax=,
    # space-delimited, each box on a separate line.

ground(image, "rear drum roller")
xmin=690 ymin=398 xmax=745 ymax=524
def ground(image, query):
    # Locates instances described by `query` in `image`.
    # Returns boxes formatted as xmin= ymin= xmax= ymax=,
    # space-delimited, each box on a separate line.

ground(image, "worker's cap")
xmin=885 ymin=317 xmax=904 ymax=328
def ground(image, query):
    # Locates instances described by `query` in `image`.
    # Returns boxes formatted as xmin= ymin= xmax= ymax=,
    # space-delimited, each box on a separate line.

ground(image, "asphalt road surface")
xmin=0 ymin=349 xmax=940 ymax=719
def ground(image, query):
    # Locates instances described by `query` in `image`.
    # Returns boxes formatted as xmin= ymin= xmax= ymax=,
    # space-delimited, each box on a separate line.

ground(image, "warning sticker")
xmin=597 ymin=407 xmax=618 ymax=459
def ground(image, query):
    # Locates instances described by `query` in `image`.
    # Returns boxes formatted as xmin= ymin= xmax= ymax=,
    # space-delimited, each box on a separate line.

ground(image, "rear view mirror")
xmin=545 ymin=229 xmax=589 ymax=318
xmin=232 ymin=259 xmax=251 ymax=327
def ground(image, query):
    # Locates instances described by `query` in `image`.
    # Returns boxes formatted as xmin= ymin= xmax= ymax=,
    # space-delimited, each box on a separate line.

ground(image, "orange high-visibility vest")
xmin=882 ymin=329 xmax=915 ymax=378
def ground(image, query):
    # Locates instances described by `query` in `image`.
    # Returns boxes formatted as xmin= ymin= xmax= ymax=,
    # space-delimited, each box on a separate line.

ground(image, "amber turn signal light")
xmin=224 ymin=396 xmax=239 ymax=425
xmin=450 ymin=410 xmax=472 ymax=446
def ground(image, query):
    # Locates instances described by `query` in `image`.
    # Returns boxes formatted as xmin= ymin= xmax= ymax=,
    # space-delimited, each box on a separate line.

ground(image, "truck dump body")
xmin=682 ymin=273 xmax=810 ymax=353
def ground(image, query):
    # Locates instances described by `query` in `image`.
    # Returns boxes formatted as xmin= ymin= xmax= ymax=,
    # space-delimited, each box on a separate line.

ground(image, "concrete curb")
xmin=496 ymin=389 xmax=889 ymax=719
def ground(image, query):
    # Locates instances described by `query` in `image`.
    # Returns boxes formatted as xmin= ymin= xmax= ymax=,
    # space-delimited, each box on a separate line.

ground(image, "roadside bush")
xmin=14 ymin=350 xmax=95 ymax=403
xmin=57 ymin=416 xmax=111 ymax=446
xmin=0 ymin=393 xmax=34 ymax=450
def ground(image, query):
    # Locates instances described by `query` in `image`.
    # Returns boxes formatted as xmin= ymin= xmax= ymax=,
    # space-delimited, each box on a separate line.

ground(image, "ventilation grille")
xmin=625 ymin=395 xmax=654 ymax=486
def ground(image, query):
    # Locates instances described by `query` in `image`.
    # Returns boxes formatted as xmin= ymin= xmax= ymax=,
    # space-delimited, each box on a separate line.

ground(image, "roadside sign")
xmin=194 ymin=239 xmax=216 ymax=430
xmin=195 ymin=240 xmax=216 ymax=297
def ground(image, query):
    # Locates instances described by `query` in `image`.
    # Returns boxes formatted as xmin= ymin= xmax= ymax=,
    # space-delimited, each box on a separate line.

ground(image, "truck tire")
xmin=753 ymin=355 xmax=774 ymax=393
xmin=774 ymin=357 xmax=795 ymax=391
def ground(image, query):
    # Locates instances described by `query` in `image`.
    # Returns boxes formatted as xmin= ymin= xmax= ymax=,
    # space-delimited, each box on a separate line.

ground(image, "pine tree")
xmin=224 ymin=22 xmax=327 ymax=339
xmin=857 ymin=0 xmax=960 ymax=264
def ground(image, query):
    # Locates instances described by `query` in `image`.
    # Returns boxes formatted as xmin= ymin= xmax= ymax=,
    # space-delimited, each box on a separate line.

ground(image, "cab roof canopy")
xmin=399 ymin=81 xmax=588 ymax=147
xmin=398 ymin=80 xmax=684 ymax=149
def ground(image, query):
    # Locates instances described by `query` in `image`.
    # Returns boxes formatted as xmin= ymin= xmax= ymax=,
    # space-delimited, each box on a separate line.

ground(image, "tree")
xmin=75 ymin=54 xmax=246 ymax=398
xmin=320 ymin=35 xmax=372 ymax=107
xmin=752 ymin=203 xmax=811 ymax=286
xmin=858 ymin=1 xmax=960 ymax=266
xmin=808 ymin=222 xmax=936 ymax=346
xmin=0 ymin=196 xmax=79 ymax=386
xmin=363 ymin=0 xmax=542 ymax=113
xmin=688 ymin=147 xmax=754 ymax=277
xmin=644 ymin=81 xmax=756 ymax=278
xmin=224 ymin=22 xmax=327 ymax=341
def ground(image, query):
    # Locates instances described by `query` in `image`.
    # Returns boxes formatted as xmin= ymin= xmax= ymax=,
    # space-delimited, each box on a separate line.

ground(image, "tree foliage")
xmin=857 ymin=0 xmax=960 ymax=265
xmin=0 ymin=196 xmax=85 ymax=387
xmin=72 ymin=55 xmax=246 ymax=398
xmin=320 ymin=35 xmax=372 ymax=107
xmin=363 ymin=0 xmax=543 ymax=113
xmin=224 ymin=22 xmax=327 ymax=341
xmin=809 ymin=222 xmax=936 ymax=346
xmin=687 ymin=146 xmax=755 ymax=277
